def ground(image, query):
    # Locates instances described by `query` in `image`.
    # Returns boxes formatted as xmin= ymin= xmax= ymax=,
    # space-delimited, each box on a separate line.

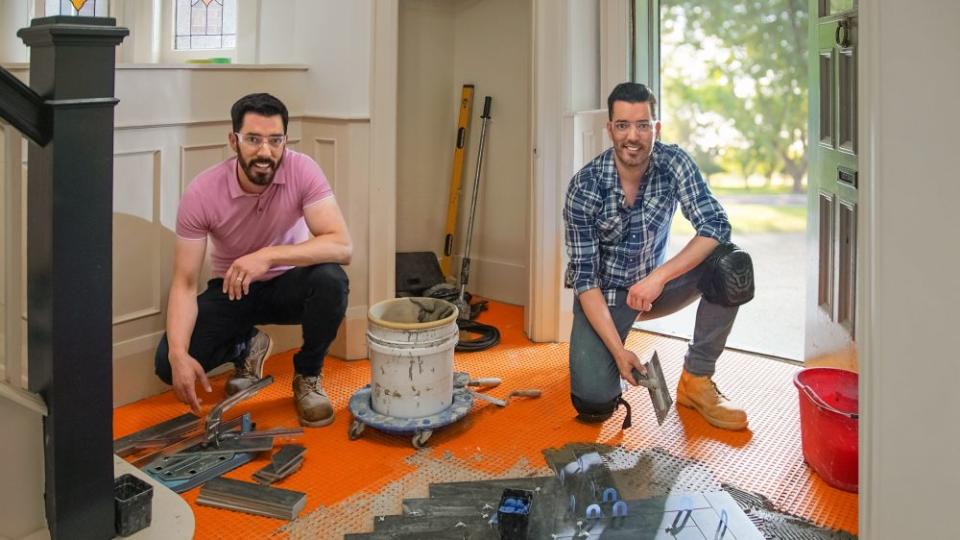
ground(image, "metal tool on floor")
xmin=140 ymin=414 xmax=258 ymax=493
xmin=123 ymin=376 xmax=303 ymax=492
xmin=253 ymin=444 xmax=307 ymax=485
xmin=454 ymin=96 xmax=492 ymax=320
xmin=205 ymin=375 xmax=274 ymax=446
xmin=113 ymin=412 xmax=199 ymax=457
xmin=631 ymin=351 xmax=673 ymax=425
xmin=467 ymin=388 xmax=508 ymax=407
xmin=197 ymin=476 xmax=306 ymax=521
xmin=440 ymin=84 xmax=475 ymax=279
xmin=456 ymin=372 xmax=541 ymax=408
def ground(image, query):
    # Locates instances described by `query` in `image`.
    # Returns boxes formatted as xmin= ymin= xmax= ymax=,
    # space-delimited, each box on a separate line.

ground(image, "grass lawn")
xmin=705 ymin=173 xmax=806 ymax=196
xmin=670 ymin=204 xmax=807 ymax=236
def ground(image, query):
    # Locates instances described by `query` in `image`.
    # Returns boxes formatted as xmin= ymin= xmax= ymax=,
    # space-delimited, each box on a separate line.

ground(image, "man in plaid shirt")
xmin=563 ymin=82 xmax=747 ymax=431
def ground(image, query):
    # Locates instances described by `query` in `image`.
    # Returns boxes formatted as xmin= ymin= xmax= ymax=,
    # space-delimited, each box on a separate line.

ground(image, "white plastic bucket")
xmin=366 ymin=297 xmax=459 ymax=418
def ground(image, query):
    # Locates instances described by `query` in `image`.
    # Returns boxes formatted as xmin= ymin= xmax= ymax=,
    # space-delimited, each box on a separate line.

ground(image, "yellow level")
xmin=440 ymin=84 xmax=475 ymax=278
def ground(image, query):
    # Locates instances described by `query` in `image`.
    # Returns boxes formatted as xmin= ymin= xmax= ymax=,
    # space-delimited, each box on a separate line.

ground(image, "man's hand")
xmin=615 ymin=349 xmax=648 ymax=386
xmin=169 ymin=353 xmax=212 ymax=414
xmin=627 ymin=273 xmax=666 ymax=313
xmin=223 ymin=250 xmax=272 ymax=300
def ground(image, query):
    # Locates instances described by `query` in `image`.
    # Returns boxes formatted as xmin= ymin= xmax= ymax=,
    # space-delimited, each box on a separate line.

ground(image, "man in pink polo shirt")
xmin=154 ymin=93 xmax=351 ymax=428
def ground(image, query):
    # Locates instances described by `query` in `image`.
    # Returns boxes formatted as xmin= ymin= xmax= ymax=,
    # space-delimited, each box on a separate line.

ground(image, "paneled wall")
xmin=1 ymin=64 xmax=372 ymax=406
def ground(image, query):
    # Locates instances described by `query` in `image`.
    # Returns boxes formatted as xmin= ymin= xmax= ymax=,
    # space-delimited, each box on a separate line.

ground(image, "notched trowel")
xmin=630 ymin=351 xmax=673 ymax=425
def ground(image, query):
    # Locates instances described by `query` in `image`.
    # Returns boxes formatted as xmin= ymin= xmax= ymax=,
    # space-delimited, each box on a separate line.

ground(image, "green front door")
xmin=806 ymin=0 xmax=858 ymax=357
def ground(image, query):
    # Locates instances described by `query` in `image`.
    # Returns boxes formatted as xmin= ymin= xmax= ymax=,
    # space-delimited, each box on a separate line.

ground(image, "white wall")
xmin=568 ymin=0 xmax=601 ymax=112
xmin=397 ymin=0 xmax=531 ymax=306
xmin=292 ymin=0 xmax=372 ymax=117
xmin=0 ymin=1 xmax=32 ymax=64
xmin=860 ymin=0 xmax=960 ymax=537
xmin=397 ymin=0 xmax=456 ymax=265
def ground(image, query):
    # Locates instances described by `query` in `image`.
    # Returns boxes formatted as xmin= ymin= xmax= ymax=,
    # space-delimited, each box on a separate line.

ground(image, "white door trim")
xmin=856 ymin=0 xmax=877 ymax=535
xmin=369 ymin=0 xmax=398 ymax=308
xmin=526 ymin=0 xmax=566 ymax=342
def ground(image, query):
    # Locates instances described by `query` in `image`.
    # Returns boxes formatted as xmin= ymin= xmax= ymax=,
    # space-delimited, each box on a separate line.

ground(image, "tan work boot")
xmin=676 ymin=369 xmax=748 ymax=430
xmin=224 ymin=329 xmax=273 ymax=397
xmin=293 ymin=373 xmax=334 ymax=427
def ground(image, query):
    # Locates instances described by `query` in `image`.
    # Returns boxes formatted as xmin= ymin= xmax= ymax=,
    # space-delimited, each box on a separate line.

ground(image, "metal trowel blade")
xmin=645 ymin=352 xmax=673 ymax=425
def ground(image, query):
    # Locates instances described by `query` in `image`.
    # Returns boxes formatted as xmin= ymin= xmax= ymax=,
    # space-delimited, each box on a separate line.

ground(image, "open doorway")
xmin=634 ymin=0 xmax=809 ymax=360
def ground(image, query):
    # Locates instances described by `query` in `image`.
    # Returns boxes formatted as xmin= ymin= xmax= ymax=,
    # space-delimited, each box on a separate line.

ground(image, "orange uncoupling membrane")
xmin=114 ymin=301 xmax=856 ymax=538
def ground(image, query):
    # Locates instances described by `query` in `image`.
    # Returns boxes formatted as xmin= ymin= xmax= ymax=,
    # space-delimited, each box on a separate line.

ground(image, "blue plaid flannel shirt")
xmin=563 ymin=142 xmax=731 ymax=306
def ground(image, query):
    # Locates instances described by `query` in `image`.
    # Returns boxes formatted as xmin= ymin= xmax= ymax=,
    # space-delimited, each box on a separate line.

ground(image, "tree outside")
xmin=661 ymin=0 xmax=808 ymax=194
xmin=642 ymin=0 xmax=809 ymax=360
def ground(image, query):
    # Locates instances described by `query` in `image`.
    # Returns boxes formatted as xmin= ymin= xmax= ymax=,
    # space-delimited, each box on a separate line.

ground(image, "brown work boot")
xmin=676 ymin=369 xmax=748 ymax=430
xmin=224 ymin=329 xmax=273 ymax=397
xmin=293 ymin=373 xmax=334 ymax=427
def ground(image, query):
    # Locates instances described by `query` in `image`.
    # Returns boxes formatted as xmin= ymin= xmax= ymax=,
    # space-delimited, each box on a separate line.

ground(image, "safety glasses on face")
xmin=611 ymin=120 xmax=656 ymax=133
xmin=235 ymin=132 xmax=287 ymax=150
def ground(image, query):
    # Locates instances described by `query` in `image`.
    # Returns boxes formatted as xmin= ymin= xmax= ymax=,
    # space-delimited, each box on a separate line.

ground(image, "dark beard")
xmin=237 ymin=151 xmax=283 ymax=186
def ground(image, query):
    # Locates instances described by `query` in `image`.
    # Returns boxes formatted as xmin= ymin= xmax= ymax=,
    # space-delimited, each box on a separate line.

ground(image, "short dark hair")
xmin=231 ymin=93 xmax=289 ymax=133
xmin=607 ymin=82 xmax=658 ymax=120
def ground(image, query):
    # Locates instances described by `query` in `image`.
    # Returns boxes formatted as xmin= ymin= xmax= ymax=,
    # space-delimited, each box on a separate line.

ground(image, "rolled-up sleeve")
xmin=674 ymin=150 xmax=731 ymax=243
xmin=563 ymin=172 xmax=603 ymax=294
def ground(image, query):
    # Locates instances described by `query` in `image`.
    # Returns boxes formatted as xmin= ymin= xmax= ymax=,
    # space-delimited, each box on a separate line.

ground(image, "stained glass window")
xmin=45 ymin=0 xmax=109 ymax=17
xmin=175 ymin=0 xmax=237 ymax=50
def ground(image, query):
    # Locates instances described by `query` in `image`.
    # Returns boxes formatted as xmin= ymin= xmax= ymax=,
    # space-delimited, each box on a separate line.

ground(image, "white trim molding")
xmin=527 ymin=0 xmax=567 ymax=342
xmin=369 ymin=0 xmax=398 ymax=307
xmin=599 ymin=0 xmax=631 ymax=98
xmin=858 ymin=0 xmax=879 ymax=535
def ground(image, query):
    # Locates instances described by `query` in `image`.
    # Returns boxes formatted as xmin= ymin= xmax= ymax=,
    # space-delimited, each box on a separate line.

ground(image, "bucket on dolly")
xmin=348 ymin=297 xmax=473 ymax=448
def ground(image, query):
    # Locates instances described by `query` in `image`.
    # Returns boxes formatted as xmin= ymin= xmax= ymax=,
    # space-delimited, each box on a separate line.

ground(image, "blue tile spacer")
xmin=585 ymin=504 xmax=602 ymax=519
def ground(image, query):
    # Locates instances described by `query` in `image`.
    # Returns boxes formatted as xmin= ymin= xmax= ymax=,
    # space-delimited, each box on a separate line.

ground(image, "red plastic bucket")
xmin=793 ymin=367 xmax=859 ymax=492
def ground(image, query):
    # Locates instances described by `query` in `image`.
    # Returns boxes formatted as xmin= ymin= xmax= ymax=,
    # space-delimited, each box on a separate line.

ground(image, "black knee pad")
xmin=698 ymin=242 xmax=754 ymax=307
xmin=572 ymin=394 xmax=635 ymax=429
xmin=571 ymin=394 xmax=620 ymax=423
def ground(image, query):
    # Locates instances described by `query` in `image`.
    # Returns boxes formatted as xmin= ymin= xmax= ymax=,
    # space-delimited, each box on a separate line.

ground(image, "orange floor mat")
xmin=114 ymin=301 xmax=858 ymax=538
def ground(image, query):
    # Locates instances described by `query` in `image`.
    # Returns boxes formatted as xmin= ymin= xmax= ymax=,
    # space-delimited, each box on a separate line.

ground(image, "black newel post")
xmin=17 ymin=16 xmax=127 ymax=540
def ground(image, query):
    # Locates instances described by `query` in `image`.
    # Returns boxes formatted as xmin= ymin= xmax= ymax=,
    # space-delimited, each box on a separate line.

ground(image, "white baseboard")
xmin=16 ymin=527 xmax=49 ymax=540
xmin=451 ymin=256 xmax=527 ymax=306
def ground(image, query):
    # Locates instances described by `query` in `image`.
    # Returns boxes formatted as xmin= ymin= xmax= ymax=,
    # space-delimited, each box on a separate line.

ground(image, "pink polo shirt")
xmin=176 ymin=149 xmax=333 ymax=281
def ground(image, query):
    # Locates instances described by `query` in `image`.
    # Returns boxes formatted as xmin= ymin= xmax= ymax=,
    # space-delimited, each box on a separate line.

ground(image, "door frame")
xmin=856 ymin=0 xmax=877 ymax=534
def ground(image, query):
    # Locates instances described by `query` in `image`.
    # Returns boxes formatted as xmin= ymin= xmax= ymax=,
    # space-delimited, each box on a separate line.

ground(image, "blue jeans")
xmin=154 ymin=263 xmax=349 ymax=384
xmin=568 ymin=263 xmax=738 ymax=414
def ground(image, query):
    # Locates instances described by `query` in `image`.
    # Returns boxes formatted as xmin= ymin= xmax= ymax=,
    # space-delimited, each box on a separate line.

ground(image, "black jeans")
xmin=154 ymin=263 xmax=349 ymax=384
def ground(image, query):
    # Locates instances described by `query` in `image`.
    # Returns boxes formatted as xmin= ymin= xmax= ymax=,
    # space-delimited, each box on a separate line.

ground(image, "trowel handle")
xmin=508 ymin=389 xmax=542 ymax=398
xmin=467 ymin=377 xmax=502 ymax=388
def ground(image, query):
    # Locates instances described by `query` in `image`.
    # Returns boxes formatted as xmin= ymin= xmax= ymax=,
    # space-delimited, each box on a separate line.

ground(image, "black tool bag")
xmin=697 ymin=242 xmax=755 ymax=307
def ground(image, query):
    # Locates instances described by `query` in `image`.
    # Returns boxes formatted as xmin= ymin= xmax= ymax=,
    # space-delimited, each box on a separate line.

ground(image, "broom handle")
xmin=459 ymin=96 xmax=492 ymax=293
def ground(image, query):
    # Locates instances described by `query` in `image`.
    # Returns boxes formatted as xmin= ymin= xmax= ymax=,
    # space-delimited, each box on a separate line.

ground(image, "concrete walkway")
xmin=636 ymin=232 xmax=805 ymax=360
